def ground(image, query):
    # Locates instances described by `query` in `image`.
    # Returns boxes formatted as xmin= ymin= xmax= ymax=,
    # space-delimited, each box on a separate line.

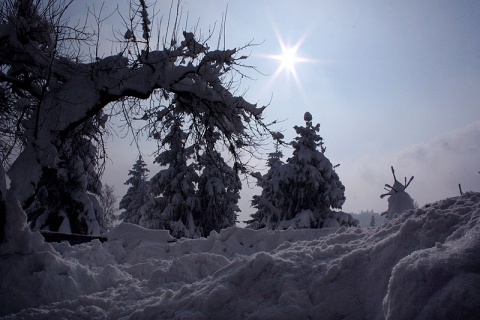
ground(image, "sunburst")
xmin=271 ymin=41 xmax=304 ymax=76
xmin=262 ymin=31 xmax=312 ymax=93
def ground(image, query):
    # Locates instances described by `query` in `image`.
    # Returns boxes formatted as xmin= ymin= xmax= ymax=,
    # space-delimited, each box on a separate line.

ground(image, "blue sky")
xmin=70 ymin=1 xmax=480 ymax=221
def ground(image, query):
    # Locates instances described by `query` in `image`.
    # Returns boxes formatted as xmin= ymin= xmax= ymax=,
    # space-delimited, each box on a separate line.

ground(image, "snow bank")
xmin=1 ymin=193 xmax=479 ymax=319
xmin=0 ymin=189 xmax=51 ymax=256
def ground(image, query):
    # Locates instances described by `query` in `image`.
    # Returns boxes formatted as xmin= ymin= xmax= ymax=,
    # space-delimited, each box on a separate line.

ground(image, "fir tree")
xmin=101 ymin=184 xmax=118 ymax=231
xmin=370 ymin=215 xmax=376 ymax=227
xmin=119 ymin=156 xmax=150 ymax=225
xmin=143 ymin=116 xmax=200 ymax=238
xmin=249 ymin=112 xmax=356 ymax=230
xmin=197 ymin=130 xmax=241 ymax=236
xmin=24 ymin=118 xmax=106 ymax=235
xmin=285 ymin=112 xmax=346 ymax=213
xmin=247 ymin=141 xmax=286 ymax=229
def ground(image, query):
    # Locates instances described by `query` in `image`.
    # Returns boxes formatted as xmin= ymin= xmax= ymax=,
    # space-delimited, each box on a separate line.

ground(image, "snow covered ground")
xmin=1 ymin=192 xmax=479 ymax=319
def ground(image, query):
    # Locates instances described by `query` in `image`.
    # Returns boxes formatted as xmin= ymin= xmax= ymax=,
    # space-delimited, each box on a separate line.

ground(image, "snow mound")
xmin=1 ymin=193 xmax=479 ymax=319
xmin=107 ymin=222 xmax=174 ymax=247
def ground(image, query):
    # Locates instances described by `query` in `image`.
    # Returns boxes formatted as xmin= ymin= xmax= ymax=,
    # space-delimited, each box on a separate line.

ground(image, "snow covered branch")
xmin=1 ymin=0 xmax=271 ymax=211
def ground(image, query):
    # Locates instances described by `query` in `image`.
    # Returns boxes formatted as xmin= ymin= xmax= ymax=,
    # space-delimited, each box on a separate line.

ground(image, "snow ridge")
xmin=1 ymin=193 xmax=479 ymax=319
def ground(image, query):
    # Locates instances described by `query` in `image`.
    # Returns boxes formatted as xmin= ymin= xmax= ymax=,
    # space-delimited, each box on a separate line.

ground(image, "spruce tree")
xmin=370 ymin=215 xmax=376 ymax=227
xmin=119 ymin=156 xmax=150 ymax=225
xmin=283 ymin=112 xmax=346 ymax=219
xmin=197 ymin=131 xmax=241 ymax=236
xmin=249 ymin=112 xmax=356 ymax=230
xmin=144 ymin=116 xmax=200 ymax=238
xmin=24 ymin=119 xmax=106 ymax=235
xmin=101 ymin=184 xmax=118 ymax=231
xmin=247 ymin=142 xmax=286 ymax=229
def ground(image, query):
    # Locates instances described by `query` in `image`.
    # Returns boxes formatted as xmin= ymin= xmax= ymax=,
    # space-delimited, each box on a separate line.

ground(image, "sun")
xmin=270 ymin=40 xmax=305 ymax=77
xmin=277 ymin=46 xmax=301 ymax=73
xmin=262 ymin=32 xmax=312 ymax=92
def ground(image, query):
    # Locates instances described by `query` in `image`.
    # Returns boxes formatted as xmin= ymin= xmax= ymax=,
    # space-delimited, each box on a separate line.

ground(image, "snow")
xmin=0 ymin=189 xmax=52 ymax=256
xmin=385 ymin=190 xmax=415 ymax=220
xmin=1 ymin=192 xmax=480 ymax=319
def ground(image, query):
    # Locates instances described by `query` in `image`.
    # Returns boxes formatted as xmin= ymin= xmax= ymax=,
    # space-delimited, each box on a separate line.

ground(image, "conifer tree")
xmin=247 ymin=141 xmax=286 ymax=229
xmin=197 ymin=130 xmax=241 ymax=236
xmin=101 ymin=184 xmax=118 ymax=231
xmin=119 ymin=156 xmax=150 ymax=225
xmin=249 ymin=112 xmax=356 ymax=230
xmin=370 ymin=215 xmax=376 ymax=227
xmin=24 ymin=119 xmax=106 ymax=235
xmin=143 ymin=116 xmax=200 ymax=238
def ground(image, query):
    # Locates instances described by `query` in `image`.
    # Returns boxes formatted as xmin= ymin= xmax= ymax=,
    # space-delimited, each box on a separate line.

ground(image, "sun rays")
xmin=270 ymin=39 xmax=305 ymax=79
xmin=261 ymin=29 xmax=314 ymax=95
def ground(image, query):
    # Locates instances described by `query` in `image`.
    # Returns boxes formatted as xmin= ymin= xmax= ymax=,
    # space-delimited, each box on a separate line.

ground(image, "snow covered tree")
xmin=381 ymin=166 xmax=415 ymax=220
xmin=284 ymin=112 xmax=346 ymax=213
xmin=0 ymin=81 xmax=22 ymax=168
xmin=1 ymin=1 xmax=271 ymax=239
xmin=23 ymin=116 xmax=106 ymax=234
xmin=370 ymin=215 xmax=376 ymax=227
xmin=247 ymin=141 xmax=287 ymax=229
xmin=143 ymin=116 xmax=201 ymax=238
xmin=248 ymin=112 xmax=356 ymax=230
xmin=119 ymin=156 xmax=150 ymax=225
xmin=197 ymin=130 xmax=241 ymax=236
xmin=101 ymin=184 xmax=118 ymax=231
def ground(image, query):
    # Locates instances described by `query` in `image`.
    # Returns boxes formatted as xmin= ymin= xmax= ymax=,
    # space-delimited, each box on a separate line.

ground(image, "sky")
xmin=69 ymin=1 xmax=480 ymax=223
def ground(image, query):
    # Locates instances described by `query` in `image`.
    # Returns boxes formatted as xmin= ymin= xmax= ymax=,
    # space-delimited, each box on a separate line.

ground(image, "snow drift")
xmin=1 ymin=192 xmax=479 ymax=319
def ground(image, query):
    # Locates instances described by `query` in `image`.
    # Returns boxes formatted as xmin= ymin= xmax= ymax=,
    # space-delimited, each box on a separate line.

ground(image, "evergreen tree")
xmin=24 ymin=118 xmax=106 ymax=235
xmin=370 ymin=215 xmax=376 ymax=227
xmin=119 ymin=156 xmax=150 ymax=225
xmin=101 ymin=184 xmax=118 ymax=231
xmin=284 ymin=112 xmax=346 ymax=214
xmin=197 ymin=131 xmax=241 ymax=236
xmin=143 ymin=116 xmax=200 ymax=238
xmin=249 ymin=112 xmax=356 ymax=230
xmin=247 ymin=142 xmax=287 ymax=229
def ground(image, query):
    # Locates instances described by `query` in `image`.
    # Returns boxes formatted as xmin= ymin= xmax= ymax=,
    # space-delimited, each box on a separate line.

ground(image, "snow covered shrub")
xmin=119 ymin=156 xmax=150 ymax=225
xmin=380 ymin=166 xmax=416 ymax=220
xmin=248 ymin=112 xmax=356 ymax=230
